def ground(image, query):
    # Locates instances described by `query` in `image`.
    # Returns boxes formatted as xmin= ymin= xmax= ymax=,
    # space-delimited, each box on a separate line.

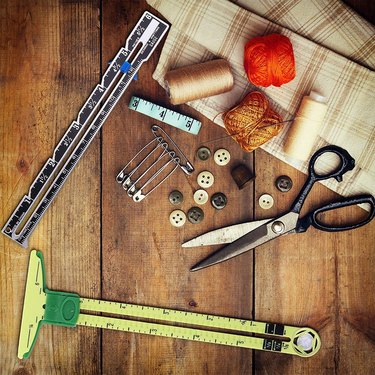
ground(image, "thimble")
xmin=231 ymin=164 xmax=255 ymax=190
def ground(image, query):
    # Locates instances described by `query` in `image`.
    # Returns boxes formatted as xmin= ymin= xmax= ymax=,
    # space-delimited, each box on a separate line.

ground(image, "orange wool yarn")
xmin=244 ymin=34 xmax=296 ymax=87
xmin=223 ymin=91 xmax=283 ymax=152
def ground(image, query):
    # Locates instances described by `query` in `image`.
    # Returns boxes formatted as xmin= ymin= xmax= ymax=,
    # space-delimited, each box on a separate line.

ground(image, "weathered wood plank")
xmin=254 ymin=149 xmax=375 ymax=374
xmin=0 ymin=1 xmax=101 ymax=374
xmin=1 ymin=0 xmax=374 ymax=374
xmin=101 ymin=1 xmax=254 ymax=373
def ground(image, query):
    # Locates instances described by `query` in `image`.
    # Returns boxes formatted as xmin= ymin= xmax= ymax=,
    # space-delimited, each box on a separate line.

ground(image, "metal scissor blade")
xmin=182 ymin=219 xmax=272 ymax=247
xmin=190 ymin=212 xmax=299 ymax=271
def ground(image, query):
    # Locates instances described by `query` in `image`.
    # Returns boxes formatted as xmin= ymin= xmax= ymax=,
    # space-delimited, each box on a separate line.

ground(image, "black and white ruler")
xmin=2 ymin=12 xmax=169 ymax=248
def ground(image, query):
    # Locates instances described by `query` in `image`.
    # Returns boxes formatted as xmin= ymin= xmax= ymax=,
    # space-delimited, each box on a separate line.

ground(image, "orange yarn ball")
xmin=244 ymin=33 xmax=296 ymax=87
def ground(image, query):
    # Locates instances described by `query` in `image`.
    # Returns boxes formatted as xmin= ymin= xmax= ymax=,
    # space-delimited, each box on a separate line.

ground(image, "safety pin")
xmin=131 ymin=156 xmax=181 ymax=202
xmin=116 ymin=125 xmax=194 ymax=202
xmin=116 ymin=136 xmax=164 ymax=184
xmin=151 ymin=125 xmax=194 ymax=174
xmin=120 ymin=139 xmax=169 ymax=191
xmin=126 ymin=149 xmax=176 ymax=195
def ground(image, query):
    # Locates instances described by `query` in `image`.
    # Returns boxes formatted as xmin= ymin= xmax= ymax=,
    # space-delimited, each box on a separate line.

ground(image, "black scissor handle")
xmin=290 ymin=145 xmax=355 ymax=214
xmin=296 ymin=194 xmax=375 ymax=233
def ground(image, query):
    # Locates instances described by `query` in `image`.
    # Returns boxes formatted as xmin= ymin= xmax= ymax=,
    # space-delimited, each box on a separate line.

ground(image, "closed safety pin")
xmin=116 ymin=125 xmax=194 ymax=202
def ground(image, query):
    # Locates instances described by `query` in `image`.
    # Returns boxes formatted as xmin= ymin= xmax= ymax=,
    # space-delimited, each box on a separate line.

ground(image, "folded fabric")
xmin=233 ymin=0 xmax=375 ymax=70
xmin=147 ymin=0 xmax=375 ymax=198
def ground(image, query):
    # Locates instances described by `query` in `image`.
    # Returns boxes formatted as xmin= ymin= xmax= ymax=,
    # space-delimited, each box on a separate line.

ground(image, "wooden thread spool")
xmin=284 ymin=91 xmax=328 ymax=161
xmin=165 ymin=59 xmax=234 ymax=105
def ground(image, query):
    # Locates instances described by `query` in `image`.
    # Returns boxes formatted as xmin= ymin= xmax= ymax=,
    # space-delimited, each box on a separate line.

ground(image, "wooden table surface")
xmin=1 ymin=1 xmax=374 ymax=374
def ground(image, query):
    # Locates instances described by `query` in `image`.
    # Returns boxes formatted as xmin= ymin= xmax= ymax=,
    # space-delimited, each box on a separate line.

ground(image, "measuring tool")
xmin=129 ymin=96 xmax=202 ymax=135
xmin=2 ymin=12 xmax=169 ymax=248
xmin=18 ymin=250 xmax=321 ymax=359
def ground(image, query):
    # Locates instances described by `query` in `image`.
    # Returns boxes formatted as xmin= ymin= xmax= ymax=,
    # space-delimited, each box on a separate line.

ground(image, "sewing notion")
xmin=2 ymin=12 xmax=169 ymax=248
xmin=223 ymin=91 xmax=284 ymax=152
xmin=284 ymin=91 xmax=328 ymax=161
xmin=18 ymin=250 xmax=321 ymax=359
xmin=165 ymin=59 xmax=234 ymax=105
xmin=116 ymin=125 xmax=194 ymax=202
xmin=244 ymin=33 xmax=296 ymax=87
xmin=184 ymin=145 xmax=375 ymax=270
xmin=129 ymin=96 xmax=202 ymax=134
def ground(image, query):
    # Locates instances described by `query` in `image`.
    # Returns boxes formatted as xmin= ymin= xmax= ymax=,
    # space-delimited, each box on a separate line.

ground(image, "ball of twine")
xmin=223 ymin=91 xmax=283 ymax=152
xmin=244 ymin=34 xmax=296 ymax=87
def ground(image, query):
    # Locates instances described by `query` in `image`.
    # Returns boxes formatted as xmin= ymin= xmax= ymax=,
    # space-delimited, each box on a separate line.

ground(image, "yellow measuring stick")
xmin=18 ymin=251 xmax=321 ymax=359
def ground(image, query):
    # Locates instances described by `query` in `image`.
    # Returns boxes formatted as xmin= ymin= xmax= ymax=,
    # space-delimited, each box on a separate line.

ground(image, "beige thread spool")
xmin=165 ymin=59 xmax=234 ymax=105
xmin=284 ymin=91 xmax=328 ymax=161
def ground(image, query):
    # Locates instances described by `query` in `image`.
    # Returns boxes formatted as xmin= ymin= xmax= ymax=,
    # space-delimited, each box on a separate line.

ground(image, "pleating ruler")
xmin=2 ymin=12 xmax=169 ymax=248
xmin=18 ymin=250 xmax=321 ymax=359
xmin=129 ymin=96 xmax=202 ymax=134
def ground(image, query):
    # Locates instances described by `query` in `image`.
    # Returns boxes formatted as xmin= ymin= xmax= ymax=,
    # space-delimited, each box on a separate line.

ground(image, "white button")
xmin=258 ymin=194 xmax=274 ymax=209
xmin=193 ymin=189 xmax=209 ymax=205
xmin=169 ymin=210 xmax=186 ymax=227
xmin=214 ymin=148 xmax=231 ymax=166
xmin=197 ymin=171 xmax=214 ymax=188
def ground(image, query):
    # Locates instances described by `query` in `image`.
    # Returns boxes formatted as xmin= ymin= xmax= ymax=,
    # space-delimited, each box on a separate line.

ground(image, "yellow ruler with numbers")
xmin=18 ymin=250 xmax=321 ymax=359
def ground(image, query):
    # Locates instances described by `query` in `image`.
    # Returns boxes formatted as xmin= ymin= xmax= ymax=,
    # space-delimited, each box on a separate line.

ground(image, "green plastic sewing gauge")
xmin=18 ymin=250 xmax=321 ymax=359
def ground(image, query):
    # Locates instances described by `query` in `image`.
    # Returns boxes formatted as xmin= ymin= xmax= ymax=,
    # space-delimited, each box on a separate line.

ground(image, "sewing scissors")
xmin=183 ymin=145 xmax=375 ymax=271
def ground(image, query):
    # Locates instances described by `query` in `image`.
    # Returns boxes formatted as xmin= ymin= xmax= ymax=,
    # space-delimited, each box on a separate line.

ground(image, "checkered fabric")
xmin=147 ymin=0 xmax=375 ymax=198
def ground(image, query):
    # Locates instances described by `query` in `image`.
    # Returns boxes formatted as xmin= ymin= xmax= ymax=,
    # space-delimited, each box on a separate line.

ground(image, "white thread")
xmin=284 ymin=91 xmax=328 ymax=161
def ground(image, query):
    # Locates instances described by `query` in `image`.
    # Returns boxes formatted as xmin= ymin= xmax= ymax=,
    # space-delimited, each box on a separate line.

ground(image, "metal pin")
xmin=116 ymin=125 xmax=194 ymax=202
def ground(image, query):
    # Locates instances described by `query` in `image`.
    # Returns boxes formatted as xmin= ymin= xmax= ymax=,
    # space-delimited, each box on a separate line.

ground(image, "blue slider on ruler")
xmin=129 ymin=96 xmax=202 ymax=135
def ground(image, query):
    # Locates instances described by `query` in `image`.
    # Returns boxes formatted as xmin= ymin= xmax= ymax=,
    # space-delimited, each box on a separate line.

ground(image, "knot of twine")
xmin=244 ymin=34 xmax=296 ymax=87
xmin=223 ymin=91 xmax=283 ymax=152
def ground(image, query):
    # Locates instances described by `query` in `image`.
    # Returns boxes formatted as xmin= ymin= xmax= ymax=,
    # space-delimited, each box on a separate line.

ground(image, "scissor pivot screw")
xmin=271 ymin=221 xmax=285 ymax=234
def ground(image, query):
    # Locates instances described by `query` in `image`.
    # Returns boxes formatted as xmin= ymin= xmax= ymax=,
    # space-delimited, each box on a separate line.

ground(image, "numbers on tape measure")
xmin=128 ymin=96 xmax=202 ymax=135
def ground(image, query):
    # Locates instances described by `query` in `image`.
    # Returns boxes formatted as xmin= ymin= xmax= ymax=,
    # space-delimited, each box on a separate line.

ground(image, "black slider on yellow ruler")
xmin=18 ymin=250 xmax=321 ymax=359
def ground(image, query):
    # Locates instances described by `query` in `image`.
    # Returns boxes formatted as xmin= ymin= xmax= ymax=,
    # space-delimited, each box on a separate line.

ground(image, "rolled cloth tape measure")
xmin=284 ymin=91 xmax=328 ymax=161
xmin=129 ymin=96 xmax=202 ymax=135
xmin=165 ymin=59 xmax=234 ymax=105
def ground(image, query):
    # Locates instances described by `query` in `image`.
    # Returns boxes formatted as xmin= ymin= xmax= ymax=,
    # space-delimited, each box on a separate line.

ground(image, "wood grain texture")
xmin=0 ymin=0 xmax=374 ymax=374
xmin=100 ymin=2 xmax=253 ymax=373
xmin=0 ymin=1 xmax=101 ymax=374
xmin=254 ymin=149 xmax=375 ymax=374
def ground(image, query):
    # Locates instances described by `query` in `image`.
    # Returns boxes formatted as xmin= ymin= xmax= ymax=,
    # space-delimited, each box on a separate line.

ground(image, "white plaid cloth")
xmin=147 ymin=0 xmax=375 ymax=198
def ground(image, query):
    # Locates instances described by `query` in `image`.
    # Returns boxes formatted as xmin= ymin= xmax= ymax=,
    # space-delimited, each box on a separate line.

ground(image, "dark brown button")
xmin=187 ymin=207 xmax=204 ymax=224
xmin=231 ymin=164 xmax=255 ymax=190
xmin=196 ymin=147 xmax=211 ymax=161
xmin=275 ymin=175 xmax=293 ymax=192
xmin=211 ymin=192 xmax=227 ymax=210
xmin=169 ymin=190 xmax=184 ymax=205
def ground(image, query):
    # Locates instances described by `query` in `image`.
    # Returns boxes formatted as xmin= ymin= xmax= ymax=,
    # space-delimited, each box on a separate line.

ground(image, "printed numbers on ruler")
xmin=129 ymin=96 xmax=202 ymax=135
